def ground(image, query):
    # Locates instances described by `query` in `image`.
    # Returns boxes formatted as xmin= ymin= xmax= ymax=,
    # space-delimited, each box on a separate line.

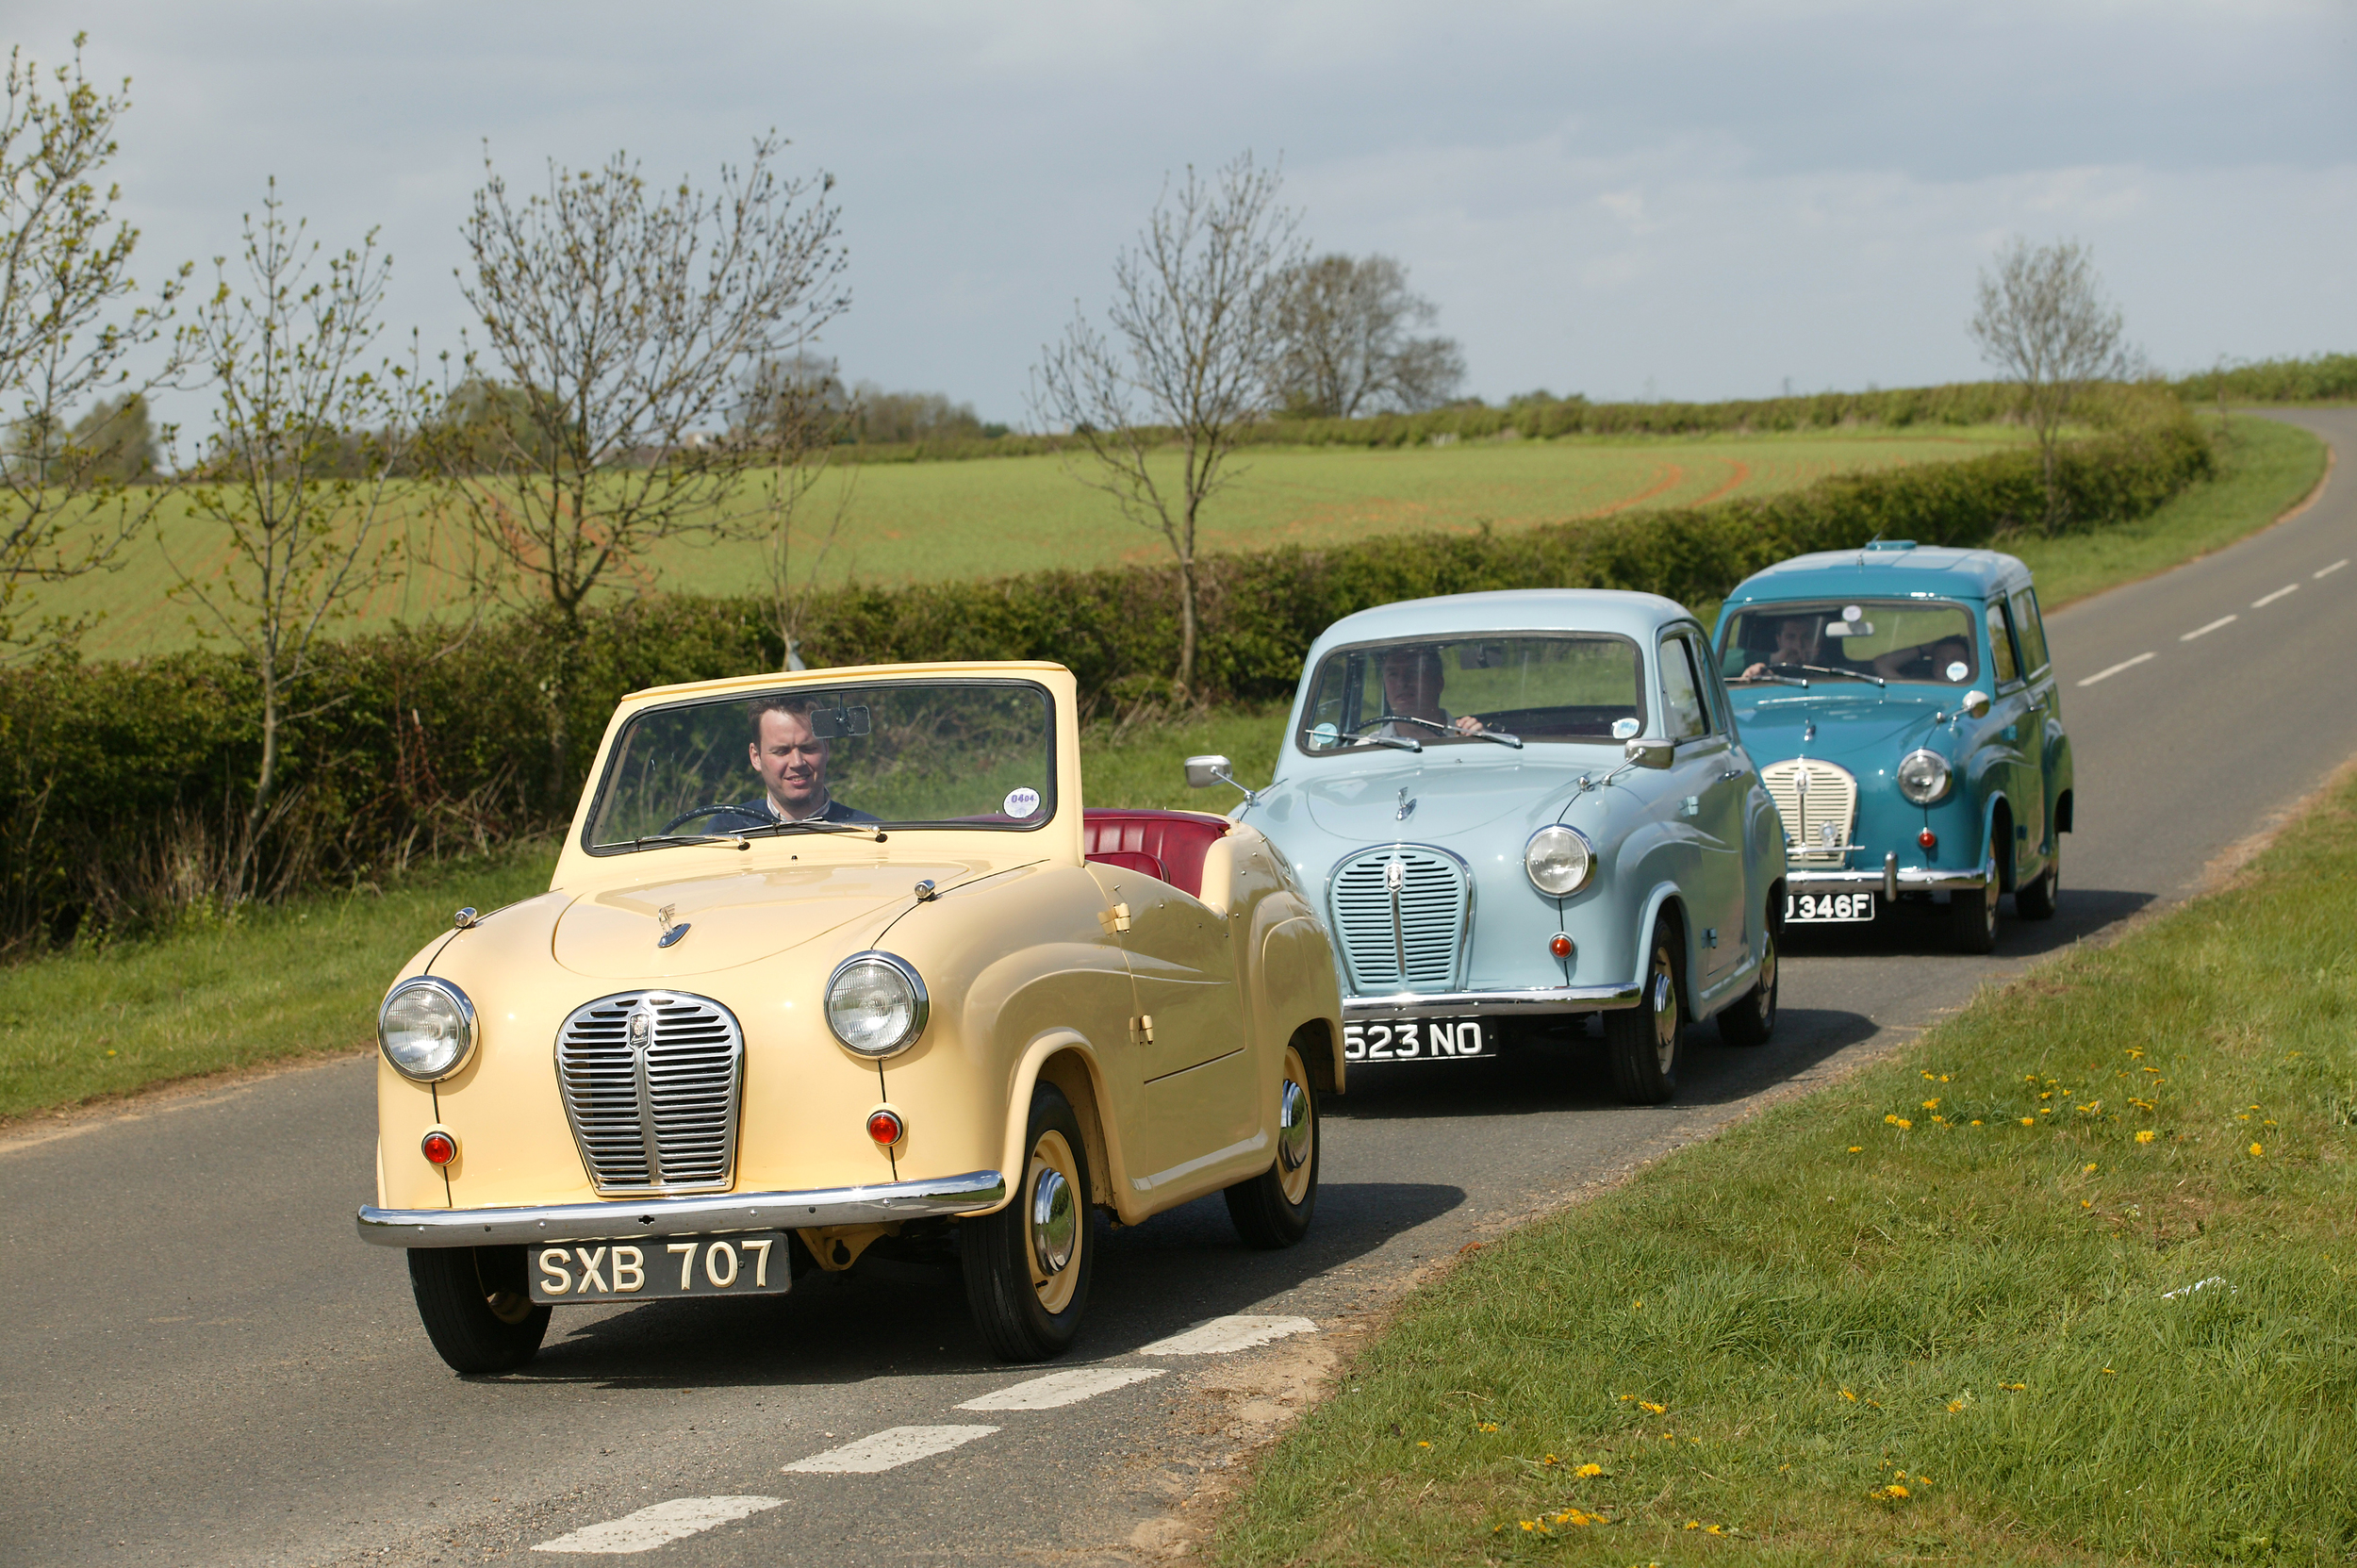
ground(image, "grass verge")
xmin=0 ymin=716 xmax=1285 ymax=1124
xmin=1218 ymin=776 xmax=2357 ymax=1565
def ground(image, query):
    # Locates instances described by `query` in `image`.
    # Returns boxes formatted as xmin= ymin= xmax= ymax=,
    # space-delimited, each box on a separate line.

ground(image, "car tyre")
xmin=407 ymin=1246 xmax=550 ymax=1375
xmin=2016 ymin=839 xmax=2060 ymax=921
xmin=1717 ymin=920 xmax=1778 ymax=1048
xmin=1607 ymin=917 xmax=1683 ymax=1104
xmin=1951 ymin=854 xmax=2000 ymax=953
xmin=962 ymin=1081 xmax=1096 ymax=1362
xmin=1224 ymin=1041 xmax=1321 ymax=1248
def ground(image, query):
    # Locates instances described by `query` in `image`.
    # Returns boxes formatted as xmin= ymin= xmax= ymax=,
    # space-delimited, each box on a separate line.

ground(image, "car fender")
xmin=989 ymin=1029 xmax=1147 ymax=1224
xmin=1629 ymin=879 xmax=1697 ymax=1015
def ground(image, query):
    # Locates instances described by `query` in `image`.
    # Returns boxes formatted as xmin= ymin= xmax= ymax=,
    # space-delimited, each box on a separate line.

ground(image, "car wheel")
xmin=1224 ymin=1041 xmax=1321 ymax=1248
xmin=2016 ymin=839 xmax=2060 ymax=920
xmin=1951 ymin=854 xmax=2000 ymax=953
xmin=962 ymin=1081 xmax=1096 ymax=1362
xmin=407 ymin=1246 xmax=550 ymax=1376
xmin=1606 ymin=917 xmax=1683 ymax=1104
xmin=1717 ymin=920 xmax=1777 ymax=1048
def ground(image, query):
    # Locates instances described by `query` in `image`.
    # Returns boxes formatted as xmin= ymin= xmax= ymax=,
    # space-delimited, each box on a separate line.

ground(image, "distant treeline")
xmin=2170 ymin=353 xmax=2357 ymax=406
xmin=0 ymin=404 xmax=2213 ymax=950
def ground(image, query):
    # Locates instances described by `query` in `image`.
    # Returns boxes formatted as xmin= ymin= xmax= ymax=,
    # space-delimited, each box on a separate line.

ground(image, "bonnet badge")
xmin=654 ymin=904 xmax=691 ymax=949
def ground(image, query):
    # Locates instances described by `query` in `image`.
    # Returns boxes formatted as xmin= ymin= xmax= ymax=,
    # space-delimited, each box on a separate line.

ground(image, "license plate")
xmin=1786 ymin=891 xmax=1876 ymax=923
xmin=528 ymin=1231 xmax=791 ymax=1303
xmin=1342 ymin=1018 xmax=1489 ymax=1062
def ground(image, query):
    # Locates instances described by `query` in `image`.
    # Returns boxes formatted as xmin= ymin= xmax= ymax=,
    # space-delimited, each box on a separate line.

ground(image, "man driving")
xmin=1376 ymin=646 xmax=1486 ymax=737
xmin=705 ymin=696 xmax=878 ymax=830
xmin=1739 ymin=615 xmax=1825 ymax=680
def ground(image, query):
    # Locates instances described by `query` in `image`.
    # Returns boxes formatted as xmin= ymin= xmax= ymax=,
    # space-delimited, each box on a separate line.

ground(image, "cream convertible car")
xmin=356 ymin=663 xmax=1343 ymax=1371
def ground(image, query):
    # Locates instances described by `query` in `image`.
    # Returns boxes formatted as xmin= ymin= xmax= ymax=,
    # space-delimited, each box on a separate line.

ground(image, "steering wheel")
xmin=661 ymin=803 xmax=741 ymax=834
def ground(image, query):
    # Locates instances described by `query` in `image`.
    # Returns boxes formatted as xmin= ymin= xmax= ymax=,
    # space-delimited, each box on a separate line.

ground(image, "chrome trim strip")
xmin=1788 ymin=867 xmax=1987 ymax=891
xmin=354 ymin=1169 xmax=1009 ymax=1247
xmin=1342 ymin=983 xmax=1643 ymax=1018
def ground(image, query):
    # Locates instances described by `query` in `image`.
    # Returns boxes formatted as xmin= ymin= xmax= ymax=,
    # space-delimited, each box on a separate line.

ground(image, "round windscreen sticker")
xmin=1843 ymin=603 xmax=1863 ymax=622
xmin=1003 ymin=786 xmax=1042 ymax=818
xmin=1945 ymin=660 xmax=1970 ymax=682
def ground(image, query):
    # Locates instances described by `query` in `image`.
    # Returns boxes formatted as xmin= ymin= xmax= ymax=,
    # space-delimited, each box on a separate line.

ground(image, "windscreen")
xmin=1719 ymin=600 xmax=1980 ymax=686
xmin=1295 ymin=635 xmax=1645 ymax=753
xmin=585 ymin=681 xmax=1054 ymax=850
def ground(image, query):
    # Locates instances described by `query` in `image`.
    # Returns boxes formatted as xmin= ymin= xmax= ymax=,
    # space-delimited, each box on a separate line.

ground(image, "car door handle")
xmin=1719 ymin=767 xmax=1746 ymax=781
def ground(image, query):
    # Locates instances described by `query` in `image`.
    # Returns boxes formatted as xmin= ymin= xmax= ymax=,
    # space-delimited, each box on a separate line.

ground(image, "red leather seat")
xmin=1080 ymin=808 xmax=1230 ymax=899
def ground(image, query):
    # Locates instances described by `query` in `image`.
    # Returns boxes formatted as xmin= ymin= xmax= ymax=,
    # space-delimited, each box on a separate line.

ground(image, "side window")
xmin=2010 ymin=587 xmax=2051 ymax=675
xmin=1660 ymin=635 xmax=1711 ymax=740
xmin=1986 ymin=602 xmax=2020 ymax=685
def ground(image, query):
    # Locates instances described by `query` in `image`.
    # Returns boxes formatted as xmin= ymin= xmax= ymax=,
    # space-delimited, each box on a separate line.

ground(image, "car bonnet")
xmin=1731 ymin=691 xmax=1951 ymax=764
xmin=1292 ymin=751 xmax=1607 ymax=840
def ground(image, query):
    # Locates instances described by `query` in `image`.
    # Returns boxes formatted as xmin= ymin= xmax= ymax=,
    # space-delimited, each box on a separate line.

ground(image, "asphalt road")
xmin=5 ymin=410 xmax=2351 ymax=1568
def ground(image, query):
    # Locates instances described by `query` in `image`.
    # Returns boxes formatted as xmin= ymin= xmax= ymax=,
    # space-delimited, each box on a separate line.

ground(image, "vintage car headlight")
xmin=826 ymin=951 xmax=930 ymax=1058
xmin=1896 ymin=749 xmax=1953 ymax=805
xmin=378 ymin=977 xmax=477 ymax=1082
xmin=1525 ymin=824 xmax=1598 ymax=897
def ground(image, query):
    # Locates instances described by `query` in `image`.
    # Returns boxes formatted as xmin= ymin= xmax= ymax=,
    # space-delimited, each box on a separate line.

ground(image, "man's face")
xmin=1381 ymin=652 xmax=1445 ymax=719
xmin=1774 ymin=619 xmax=1822 ymax=664
xmin=750 ymin=708 xmax=829 ymax=815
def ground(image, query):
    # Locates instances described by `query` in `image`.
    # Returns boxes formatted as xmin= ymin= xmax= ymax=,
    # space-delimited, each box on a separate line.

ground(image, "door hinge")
xmin=1129 ymin=1014 xmax=1155 ymax=1046
xmin=1099 ymin=901 xmax=1131 ymax=934
xmin=1705 ymin=927 xmax=1720 ymax=949
xmin=1681 ymin=795 xmax=1701 ymax=817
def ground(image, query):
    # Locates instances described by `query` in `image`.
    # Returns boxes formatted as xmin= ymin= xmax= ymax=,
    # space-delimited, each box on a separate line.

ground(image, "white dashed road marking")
xmin=533 ymin=1495 xmax=782 ymax=1555
xmin=2076 ymin=652 xmax=2155 ymax=688
xmin=2181 ymin=615 xmax=2236 ymax=641
xmin=2252 ymin=584 xmax=2299 ymax=608
xmin=1139 ymin=1314 xmax=1319 ymax=1356
xmin=958 ymin=1365 xmax=1166 ymax=1411
xmin=782 ymin=1425 xmax=999 ymax=1475
xmin=2316 ymin=558 xmax=2348 ymax=580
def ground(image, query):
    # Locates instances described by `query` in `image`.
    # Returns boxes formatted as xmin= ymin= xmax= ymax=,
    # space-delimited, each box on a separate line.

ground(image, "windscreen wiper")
xmin=735 ymin=818 xmax=890 ymax=842
xmin=1777 ymin=662 xmax=1885 ymax=687
xmin=629 ymin=831 xmax=750 ymax=851
xmin=1352 ymin=734 xmax=1423 ymax=753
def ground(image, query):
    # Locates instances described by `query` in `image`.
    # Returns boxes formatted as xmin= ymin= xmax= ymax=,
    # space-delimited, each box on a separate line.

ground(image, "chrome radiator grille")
xmin=1759 ymin=758 xmax=1859 ymax=865
xmin=555 ymin=991 xmax=745 ymax=1195
xmin=1328 ymin=846 xmax=1470 ymax=994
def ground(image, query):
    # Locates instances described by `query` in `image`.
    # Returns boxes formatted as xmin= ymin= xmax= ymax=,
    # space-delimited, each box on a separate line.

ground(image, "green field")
xmin=49 ymin=428 xmax=2025 ymax=659
xmin=1219 ymin=765 xmax=2357 ymax=1565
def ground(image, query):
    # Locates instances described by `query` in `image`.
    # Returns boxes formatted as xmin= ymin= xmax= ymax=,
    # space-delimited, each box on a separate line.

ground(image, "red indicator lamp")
xmin=1548 ymin=933 xmax=1574 ymax=959
xmin=420 ymin=1128 xmax=458 ymax=1167
xmin=1918 ymin=829 xmax=1938 ymax=852
xmin=866 ymin=1109 xmax=906 ymax=1147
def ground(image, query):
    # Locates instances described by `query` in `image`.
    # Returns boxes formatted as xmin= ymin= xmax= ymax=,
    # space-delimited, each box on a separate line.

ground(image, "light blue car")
xmin=1185 ymin=590 xmax=1788 ymax=1104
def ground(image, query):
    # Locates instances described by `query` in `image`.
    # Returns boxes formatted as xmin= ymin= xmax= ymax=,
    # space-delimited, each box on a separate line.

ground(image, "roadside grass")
xmin=0 ymin=715 xmax=1288 ymax=1123
xmin=49 ymin=429 xmax=2019 ymax=659
xmin=2008 ymin=413 xmax=2327 ymax=609
xmin=1218 ymin=778 xmax=2357 ymax=1565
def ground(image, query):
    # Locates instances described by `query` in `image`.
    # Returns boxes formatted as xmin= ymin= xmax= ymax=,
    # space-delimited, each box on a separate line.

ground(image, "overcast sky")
xmin=20 ymin=0 xmax=2356 ymax=423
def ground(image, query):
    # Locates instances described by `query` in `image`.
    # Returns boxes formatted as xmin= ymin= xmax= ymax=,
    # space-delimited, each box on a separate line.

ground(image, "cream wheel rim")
xmin=1026 ymin=1130 xmax=1083 ymax=1314
xmin=1275 ymin=1046 xmax=1314 ymax=1207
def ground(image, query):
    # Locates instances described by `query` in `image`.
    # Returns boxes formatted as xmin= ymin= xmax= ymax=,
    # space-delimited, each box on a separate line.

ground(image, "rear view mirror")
xmin=1184 ymin=754 xmax=1232 ymax=789
xmin=1624 ymin=738 xmax=1675 ymax=769
xmin=1961 ymin=689 xmax=1991 ymax=719
xmin=807 ymin=703 xmax=871 ymax=739
xmin=1823 ymin=619 xmax=1873 ymax=637
xmin=1458 ymin=643 xmax=1505 ymax=670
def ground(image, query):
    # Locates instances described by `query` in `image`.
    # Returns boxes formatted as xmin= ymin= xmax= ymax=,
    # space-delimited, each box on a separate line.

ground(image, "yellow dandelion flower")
xmin=2136 ymin=1130 xmax=2156 ymax=1144
xmin=1895 ymin=1117 xmax=1914 ymax=1130
xmin=1931 ymin=1115 xmax=1948 ymax=1125
xmin=1417 ymin=1440 xmax=1431 ymax=1448
xmin=2084 ymin=1162 xmax=2098 ymax=1173
xmin=2020 ymin=1117 xmax=2036 ymax=1126
xmin=1921 ymin=1098 xmax=1940 ymax=1110
xmin=1639 ymin=1401 xmax=1666 ymax=1414
xmin=1686 ymin=1519 xmax=1702 ymax=1530
xmin=2125 ymin=1048 xmax=2144 ymax=1058
xmin=1848 ymin=1146 xmax=1863 ymax=1153
xmin=1707 ymin=1524 xmax=1726 ymax=1535
xmin=1970 ymin=1118 xmax=1984 ymax=1125
xmin=1840 ymin=1388 xmax=1857 ymax=1401
xmin=2250 ymin=1143 xmax=2264 ymax=1157
xmin=1885 ymin=1483 xmax=1909 ymax=1498
xmin=1577 ymin=1462 xmax=1603 ymax=1477
xmin=1885 ymin=1113 xmax=1903 ymax=1125
xmin=2001 ymin=1381 xmax=2025 ymax=1391
xmin=1946 ymin=1399 xmax=1965 ymax=1412
xmin=1475 ymin=1420 xmax=1500 ymax=1432
xmin=1939 ymin=1073 xmax=1951 ymax=1081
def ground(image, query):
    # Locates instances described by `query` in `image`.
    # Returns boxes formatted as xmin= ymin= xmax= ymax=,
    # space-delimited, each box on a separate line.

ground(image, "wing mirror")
xmin=1961 ymin=689 xmax=1991 ymax=719
xmin=1624 ymin=738 xmax=1675 ymax=769
xmin=1184 ymin=753 xmax=1261 ymax=803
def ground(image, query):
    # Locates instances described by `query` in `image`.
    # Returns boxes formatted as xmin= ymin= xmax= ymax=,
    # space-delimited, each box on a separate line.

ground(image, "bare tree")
xmin=449 ymin=136 xmax=848 ymax=790
xmin=1270 ymin=253 xmax=1463 ymax=419
xmin=735 ymin=353 xmax=858 ymax=668
xmin=1968 ymin=237 xmax=2129 ymax=533
xmin=170 ymin=184 xmax=430 ymax=900
xmin=0 ymin=33 xmax=190 ymax=651
xmin=1031 ymin=153 xmax=1302 ymax=696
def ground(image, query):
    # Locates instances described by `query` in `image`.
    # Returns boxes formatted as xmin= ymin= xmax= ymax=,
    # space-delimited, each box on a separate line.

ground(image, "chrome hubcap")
xmin=1030 ymin=1166 xmax=1075 ymax=1276
xmin=1277 ymin=1079 xmax=1310 ymax=1172
xmin=1652 ymin=954 xmax=1677 ymax=1073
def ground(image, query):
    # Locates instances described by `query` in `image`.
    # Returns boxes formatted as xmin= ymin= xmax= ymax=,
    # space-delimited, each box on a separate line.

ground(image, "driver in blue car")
xmin=1739 ymin=614 xmax=1826 ymax=680
xmin=704 ymin=697 xmax=878 ymax=830
xmin=1376 ymin=645 xmax=1488 ymax=738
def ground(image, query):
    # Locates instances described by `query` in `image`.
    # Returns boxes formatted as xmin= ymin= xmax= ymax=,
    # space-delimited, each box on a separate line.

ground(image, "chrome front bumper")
xmin=355 ymin=1168 xmax=1008 ymax=1248
xmin=1787 ymin=858 xmax=1986 ymax=900
xmin=1342 ymin=983 xmax=1643 ymax=1020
